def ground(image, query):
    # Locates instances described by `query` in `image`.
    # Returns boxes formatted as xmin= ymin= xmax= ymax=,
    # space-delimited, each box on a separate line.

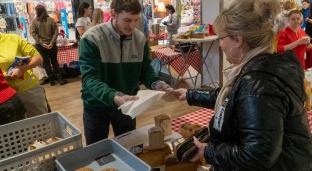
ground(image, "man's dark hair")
xmin=110 ymin=0 xmax=142 ymax=14
xmin=165 ymin=4 xmax=175 ymax=14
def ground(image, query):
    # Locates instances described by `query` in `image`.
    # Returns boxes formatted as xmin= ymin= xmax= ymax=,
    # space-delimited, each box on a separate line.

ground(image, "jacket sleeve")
xmin=50 ymin=19 xmax=59 ymax=45
xmin=31 ymin=21 xmax=43 ymax=45
xmin=186 ymin=88 xmax=220 ymax=109
xmin=168 ymin=15 xmax=179 ymax=29
xmin=204 ymin=79 xmax=288 ymax=170
xmin=79 ymin=37 xmax=117 ymax=106
xmin=140 ymin=42 xmax=163 ymax=89
xmin=277 ymin=30 xmax=287 ymax=54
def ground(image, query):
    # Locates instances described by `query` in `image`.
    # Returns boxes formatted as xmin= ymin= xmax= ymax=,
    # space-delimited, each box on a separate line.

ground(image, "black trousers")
xmin=35 ymin=44 xmax=60 ymax=76
xmin=83 ymin=107 xmax=136 ymax=145
xmin=0 ymin=94 xmax=26 ymax=126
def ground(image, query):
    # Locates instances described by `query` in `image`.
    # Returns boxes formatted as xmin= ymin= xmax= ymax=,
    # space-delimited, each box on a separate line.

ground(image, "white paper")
xmin=118 ymin=90 xmax=166 ymax=119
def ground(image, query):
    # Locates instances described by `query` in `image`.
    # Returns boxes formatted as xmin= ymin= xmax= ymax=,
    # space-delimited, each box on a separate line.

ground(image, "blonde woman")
xmin=90 ymin=8 xmax=104 ymax=27
xmin=272 ymin=0 xmax=299 ymax=52
xmin=174 ymin=0 xmax=312 ymax=170
xmin=273 ymin=0 xmax=298 ymax=34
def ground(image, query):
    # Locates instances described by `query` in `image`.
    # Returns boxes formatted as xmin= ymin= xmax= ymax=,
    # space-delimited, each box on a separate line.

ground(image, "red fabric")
xmin=277 ymin=27 xmax=312 ymax=69
xmin=306 ymin=51 xmax=312 ymax=69
xmin=0 ymin=68 xmax=16 ymax=104
xmin=104 ymin=11 xmax=110 ymax=22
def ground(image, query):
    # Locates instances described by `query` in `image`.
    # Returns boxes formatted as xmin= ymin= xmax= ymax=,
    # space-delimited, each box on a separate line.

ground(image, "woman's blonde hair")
xmin=214 ymin=0 xmax=280 ymax=48
xmin=91 ymin=8 xmax=104 ymax=27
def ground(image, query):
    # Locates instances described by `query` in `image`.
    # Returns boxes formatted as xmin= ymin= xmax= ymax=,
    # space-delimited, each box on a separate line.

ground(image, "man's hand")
xmin=154 ymin=81 xmax=171 ymax=91
xmin=8 ymin=68 xmax=24 ymax=80
xmin=114 ymin=95 xmax=139 ymax=106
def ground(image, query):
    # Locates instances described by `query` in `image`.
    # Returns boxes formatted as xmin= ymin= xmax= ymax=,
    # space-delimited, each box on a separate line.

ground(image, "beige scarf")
xmin=214 ymin=45 xmax=274 ymax=111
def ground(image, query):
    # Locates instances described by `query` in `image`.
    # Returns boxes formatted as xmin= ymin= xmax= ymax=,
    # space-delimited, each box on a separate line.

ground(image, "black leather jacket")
xmin=186 ymin=51 xmax=312 ymax=171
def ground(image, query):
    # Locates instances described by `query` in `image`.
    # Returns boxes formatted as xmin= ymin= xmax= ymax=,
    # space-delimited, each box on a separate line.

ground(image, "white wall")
xmin=201 ymin=0 xmax=221 ymax=86
xmin=221 ymin=0 xmax=233 ymax=86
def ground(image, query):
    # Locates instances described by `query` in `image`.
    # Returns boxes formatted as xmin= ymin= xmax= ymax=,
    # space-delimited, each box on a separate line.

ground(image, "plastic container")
xmin=56 ymin=139 xmax=151 ymax=171
xmin=0 ymin=112 xmax=82 ymax=171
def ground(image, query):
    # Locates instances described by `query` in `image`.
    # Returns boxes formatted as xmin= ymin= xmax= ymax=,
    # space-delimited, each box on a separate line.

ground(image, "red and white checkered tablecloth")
xmin=149 ymin=33 xmax=167 ymax=41
xmin=154 ymin=48 xmax=201 ymax=76
xmin=171 ymin=108 xmax=312 ymax=134
xmin=57 ymin=44 xmax=78 ymax=65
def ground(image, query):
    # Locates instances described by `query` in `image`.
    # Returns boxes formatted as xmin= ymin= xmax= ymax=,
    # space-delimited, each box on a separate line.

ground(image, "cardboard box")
xmin=148 ymin=40 xmax=159 ymax=46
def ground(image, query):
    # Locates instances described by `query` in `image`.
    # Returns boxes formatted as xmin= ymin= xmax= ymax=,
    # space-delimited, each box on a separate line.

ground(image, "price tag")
xmin=130 ymin=144 xmax=143 ymax=155
xmin=95 ymin=153 xmax=116 ymax=166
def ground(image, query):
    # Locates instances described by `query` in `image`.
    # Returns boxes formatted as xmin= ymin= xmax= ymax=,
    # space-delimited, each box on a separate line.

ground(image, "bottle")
xmin=204 ymin=22 xmax=209 ymax=37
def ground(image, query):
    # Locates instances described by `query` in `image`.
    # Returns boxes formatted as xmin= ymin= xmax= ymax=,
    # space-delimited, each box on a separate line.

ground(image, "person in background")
xmin=164 ymin=4 xmax=179 ymax=45
xmin=0 ymin=68 xmax=26 ymax=125
xmin=90 ymin=8 xmax=104 ymax=27
xmin=273 ymin=0 xmax=298 ymax=34
xmin=272 ymin=0 xmax=298 ymax=52
xmin=306 ymin=0 xmax=312 ymax=69
xmin=301 ymin=0 xmax=310 ymax=30
xmin=136 ymin=13 xmax=149 ymax=38
xmin=0 ymin=33 xmax=48 ymax=118
xmin=278 ymin=10 xmax=312 ymax=69
xmin=79 ymin=0 xmax=170 ymax=145
xmin=32 ymin=5 xmax=68 ymax=86
xmin=76 ymin=2 xmax=92 ymax=37
xmin=173 ymin=0 xmax=312 ymax=170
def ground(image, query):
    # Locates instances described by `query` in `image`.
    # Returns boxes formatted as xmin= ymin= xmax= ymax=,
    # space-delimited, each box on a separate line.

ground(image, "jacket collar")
xmin=107 ymin=19 xmax=132 ymax=41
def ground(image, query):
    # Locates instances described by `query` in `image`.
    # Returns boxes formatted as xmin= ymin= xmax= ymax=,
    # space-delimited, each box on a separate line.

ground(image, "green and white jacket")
xmin=79 ymin=20 xmax=162 ymax=111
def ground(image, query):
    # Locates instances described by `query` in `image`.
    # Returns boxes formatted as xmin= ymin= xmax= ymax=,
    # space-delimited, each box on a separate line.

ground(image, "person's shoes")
xmin=56 ymin=74 xmax=68 ymax=85
xmin=48 ymin=75 xmax=55 ymax=86
xmin=49 ymin=79 xmax=55 ymax=86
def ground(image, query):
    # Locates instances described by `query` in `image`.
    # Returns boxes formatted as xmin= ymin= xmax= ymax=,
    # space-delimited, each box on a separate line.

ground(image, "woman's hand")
xmin=42 ymin=44 xmax=50 ymax=49
xmin=173 ymin=88 xmax=187 ymax=100
xmin=190 ymin=136 xmax=207 ymax=162
xmin=8 ymin=68 xmax=24 ymax=80
xmin=298 ymin=37 xmax=310 ymax=45
xmin=48 ymin=44 xmax=53 ymax=49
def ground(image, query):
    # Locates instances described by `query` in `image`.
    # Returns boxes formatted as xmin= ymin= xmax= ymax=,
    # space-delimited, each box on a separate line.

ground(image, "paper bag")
xmin=118 ymin=90 xmax=166 ymax=119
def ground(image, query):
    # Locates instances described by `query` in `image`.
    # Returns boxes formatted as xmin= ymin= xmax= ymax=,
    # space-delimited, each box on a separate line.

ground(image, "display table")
xmin=57 ymin=43 xmax=78 ymax=65
xmin=154 ymin=48 xmax=201 ymax=87
xmin=113 ymin=124 xmax=210 ymax=171
xmin=171 ymin=108 xmax=312 ymax=134
xmin=172 ymin=36 xmax=218 ymax=87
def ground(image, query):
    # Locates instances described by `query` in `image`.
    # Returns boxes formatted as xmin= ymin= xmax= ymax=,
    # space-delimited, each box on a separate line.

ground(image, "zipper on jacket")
xmin=120 ymin=41 xmax=123 ymax=61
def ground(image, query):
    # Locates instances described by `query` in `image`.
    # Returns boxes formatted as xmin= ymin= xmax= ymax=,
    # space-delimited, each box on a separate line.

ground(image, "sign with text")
xmin=60 ymin=9 xmax=69 ymax=39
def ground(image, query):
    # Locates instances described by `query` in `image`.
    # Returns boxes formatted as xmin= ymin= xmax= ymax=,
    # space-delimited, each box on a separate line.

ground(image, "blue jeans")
xmin=83 ymin=107 xmax=136 ymax=145
xmin=0 ymin=94 xmax=26 ymax=125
